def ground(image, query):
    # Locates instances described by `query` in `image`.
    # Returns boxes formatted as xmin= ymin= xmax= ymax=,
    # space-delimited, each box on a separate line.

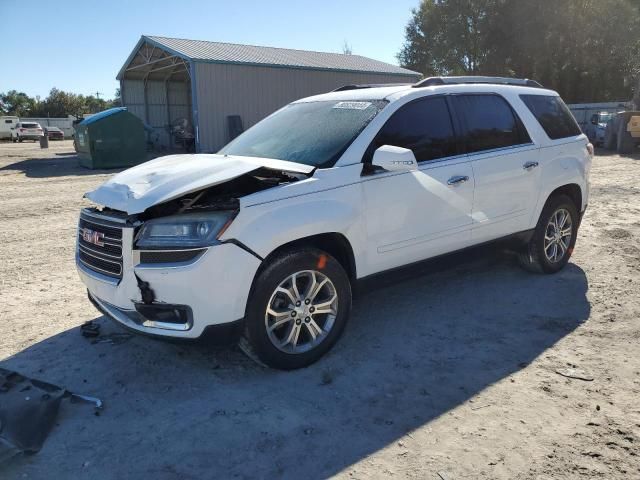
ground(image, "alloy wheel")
xmin=544 ymin=208 xmax=573 ymax=263
xmin=264 ymin=270 xmax=338 ymax=354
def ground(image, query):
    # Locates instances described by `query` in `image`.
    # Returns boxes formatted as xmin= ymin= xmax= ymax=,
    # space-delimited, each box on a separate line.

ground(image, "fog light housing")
xmin=134 ymin=303 xmax=192 ymax=326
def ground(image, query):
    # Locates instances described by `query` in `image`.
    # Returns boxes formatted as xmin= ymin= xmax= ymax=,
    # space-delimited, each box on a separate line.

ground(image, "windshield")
xmin=219 ymin=100 xmax=387 ymax=168
xmin=22 ymin=123 xmax=39 ymax=128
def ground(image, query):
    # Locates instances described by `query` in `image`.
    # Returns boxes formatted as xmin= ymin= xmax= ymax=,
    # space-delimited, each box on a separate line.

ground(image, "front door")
xmin=360 ymin=96 xmax=475 ymax=276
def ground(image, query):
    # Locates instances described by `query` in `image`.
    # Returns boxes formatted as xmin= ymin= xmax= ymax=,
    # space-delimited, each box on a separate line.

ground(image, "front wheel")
xmin=242 ymin=248 xmax=352 ymax=370
xmin=519 ymin=194 xmax=579 ymax=274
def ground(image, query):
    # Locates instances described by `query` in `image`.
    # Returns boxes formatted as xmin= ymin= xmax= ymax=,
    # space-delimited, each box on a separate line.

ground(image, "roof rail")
xmin=413 ymin=76 xmax=543 ymax=89
xmin=332 ymin=83 xmax=412 ymax=92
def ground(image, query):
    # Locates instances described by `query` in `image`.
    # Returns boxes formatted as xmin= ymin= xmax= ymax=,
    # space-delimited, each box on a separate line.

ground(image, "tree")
xmin=398 ymin=0 xmax=640 ymax=102
xmin=113 ymin=88 xmax=122 ymax=107
xmin=398 ymin=0 xmax=500 ymax=76
xmin=342 ymin=40 xmax=353 ymax=55
xmin=0 ymin=90 xmax=37 ymax=116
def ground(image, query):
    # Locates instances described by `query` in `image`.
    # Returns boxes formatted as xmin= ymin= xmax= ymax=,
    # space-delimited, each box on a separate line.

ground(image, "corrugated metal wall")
xmin=122 ymin=78 xmax=192 ymax=148
xmin=194 ymin=62 xmax=419 ymax=152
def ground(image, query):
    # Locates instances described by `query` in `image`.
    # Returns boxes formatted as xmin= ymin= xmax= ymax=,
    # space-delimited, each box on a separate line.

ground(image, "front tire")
xmin=519 ymin=194 xmax=579 ymax=274
xmin=242 ymin=248 xmax=352 ymax=370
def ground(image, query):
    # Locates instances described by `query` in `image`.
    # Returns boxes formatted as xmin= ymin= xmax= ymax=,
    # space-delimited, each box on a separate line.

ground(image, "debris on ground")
xmin=0 ymin=368 xmax=103 ymax=464
xmin=554 ymin=367 xmax=594 ymax=382
xmin=80 ymin=320 xmax=100 ymax=338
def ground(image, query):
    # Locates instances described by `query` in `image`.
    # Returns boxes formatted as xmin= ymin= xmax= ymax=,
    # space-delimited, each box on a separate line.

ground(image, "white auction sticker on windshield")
xmin=333 ymin=101 xmax=372 ymax=110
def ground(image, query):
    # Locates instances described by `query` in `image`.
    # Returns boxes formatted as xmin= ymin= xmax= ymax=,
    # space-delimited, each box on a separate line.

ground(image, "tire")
xmin=11 ymin=136 xmax=16 ymax=143
xmin=518 ymin=194 xmax=579 ymax=274
xmin=242 ymin=248 xmax=352 ymax=370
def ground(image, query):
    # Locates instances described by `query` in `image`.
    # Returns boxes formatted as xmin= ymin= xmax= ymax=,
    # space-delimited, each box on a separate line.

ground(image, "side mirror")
xmin=371 ymin=145 xmax=418 ymax=172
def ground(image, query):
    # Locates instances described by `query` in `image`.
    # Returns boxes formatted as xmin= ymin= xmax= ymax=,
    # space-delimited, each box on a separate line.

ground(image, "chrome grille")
xmin=77 ymin=209 xmax=126 ymax=279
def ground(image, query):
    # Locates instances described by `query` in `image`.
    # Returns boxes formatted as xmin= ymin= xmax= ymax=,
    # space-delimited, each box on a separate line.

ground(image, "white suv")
xmin=77 ymin=77 xmax=592 ymax=369
xmin=12 ymin=122 xmax=43 ymax=142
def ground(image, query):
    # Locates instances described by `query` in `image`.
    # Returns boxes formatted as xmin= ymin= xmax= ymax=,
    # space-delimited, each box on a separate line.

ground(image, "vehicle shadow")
xmin=1 ymin=247 xmax=590 ymax=479
xmin=0 ymin=155 xmax=124 ymax=178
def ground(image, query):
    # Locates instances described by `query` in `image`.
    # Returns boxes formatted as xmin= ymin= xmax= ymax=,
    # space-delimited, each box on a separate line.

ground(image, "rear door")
xmin=451 ymin=94 xmax=541 ymax=242
xmin=361 ymin=96 xmax=475 ymax=275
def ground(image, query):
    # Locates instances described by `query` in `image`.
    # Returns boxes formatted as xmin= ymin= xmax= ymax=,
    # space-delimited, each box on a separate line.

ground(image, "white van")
xmin=0 ymin=116 xmax=19 ymax=140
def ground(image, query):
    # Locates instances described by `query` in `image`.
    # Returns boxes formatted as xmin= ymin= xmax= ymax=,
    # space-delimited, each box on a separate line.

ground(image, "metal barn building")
xmin=117 ymin=35 xmax=421 ymax=153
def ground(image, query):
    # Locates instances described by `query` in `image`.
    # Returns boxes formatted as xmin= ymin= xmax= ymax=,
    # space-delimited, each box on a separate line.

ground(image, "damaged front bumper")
xmin=77 ymin=235 xmax=262 ymax=340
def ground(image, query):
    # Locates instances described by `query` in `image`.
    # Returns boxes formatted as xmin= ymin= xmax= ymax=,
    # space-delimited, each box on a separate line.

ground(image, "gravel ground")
xmin=0 ymin=140 xmax=639 ymax=479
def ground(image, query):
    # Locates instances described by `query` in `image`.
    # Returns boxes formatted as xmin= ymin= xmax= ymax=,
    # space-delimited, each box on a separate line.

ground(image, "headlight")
xmin=135 ymin=211 xmax=236 ymax=249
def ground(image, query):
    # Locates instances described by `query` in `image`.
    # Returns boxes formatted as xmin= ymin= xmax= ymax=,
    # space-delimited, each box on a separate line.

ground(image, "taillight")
xmin=19 ymin=128 xmax=25 ymax=132
xmin=586 ymin=143 xmax=594 ymax=157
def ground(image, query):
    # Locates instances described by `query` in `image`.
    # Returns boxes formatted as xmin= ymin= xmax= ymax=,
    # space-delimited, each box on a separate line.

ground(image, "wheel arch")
xmin=243 ymin=232 xmax=357 ymax=322
xmin=549 ymin=183 xmax=582 ymax=213
xmin=259 ymin=232 xmax=357 ymax=282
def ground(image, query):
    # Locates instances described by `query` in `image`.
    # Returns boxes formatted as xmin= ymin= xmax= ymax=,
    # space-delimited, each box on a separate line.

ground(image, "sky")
xmin=1 ymin=0 xmax=419 ymax=100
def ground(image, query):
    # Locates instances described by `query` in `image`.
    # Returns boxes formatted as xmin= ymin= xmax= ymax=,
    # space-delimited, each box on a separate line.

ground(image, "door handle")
xmin=523 ymin=161 xmax=539 ymax=170
xmin=447 ymin=175 xmax=469 ymax=186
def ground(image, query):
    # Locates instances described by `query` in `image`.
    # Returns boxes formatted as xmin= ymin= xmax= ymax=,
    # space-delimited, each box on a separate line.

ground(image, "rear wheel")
xmin=18 ymin=136 xmax=23 ymax=143
xmin=519 ymin=194 xmax=579 ymax=274
xmin=242 ymin=248 xmax=352 ymax=370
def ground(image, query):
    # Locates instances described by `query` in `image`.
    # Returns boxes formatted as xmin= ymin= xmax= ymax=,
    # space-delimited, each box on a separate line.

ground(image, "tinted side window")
xmin=520 ymin=95 xmax=582 ymax=140
xmin=455 ymin=94 xmax=530 ymax=154
xmin=371 ymin=97 xmax=457 ymax=162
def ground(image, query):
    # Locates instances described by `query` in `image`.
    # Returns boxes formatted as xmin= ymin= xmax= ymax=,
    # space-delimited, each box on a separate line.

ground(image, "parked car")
xmin=11 ymin=122 xmax=43 ymax=142
xmin=585 ymin=111 xmax=615 ymax=146
xmin=0 ymin=116 xmax=19 ymax=140
xmin=44 ymin=126 xmax=65 ymax=140
xmin=604 ymin=111 xmax=640 ymax=154
xmin=76 ymin=76 xmax=592 ymax=370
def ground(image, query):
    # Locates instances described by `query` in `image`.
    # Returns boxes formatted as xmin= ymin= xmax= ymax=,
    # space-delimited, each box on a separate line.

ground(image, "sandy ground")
xmin=0 ymin=139 xmax=639 ymax=479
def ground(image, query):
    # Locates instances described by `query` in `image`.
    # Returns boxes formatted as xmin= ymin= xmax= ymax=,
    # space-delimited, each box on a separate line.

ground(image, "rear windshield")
xmin=21 ymin=123 xmax=39 ymax=128
xmin=520 ymin=95 xmax=582 ymax=140
xmin=219 ymin=100 xmax=388 ymax=168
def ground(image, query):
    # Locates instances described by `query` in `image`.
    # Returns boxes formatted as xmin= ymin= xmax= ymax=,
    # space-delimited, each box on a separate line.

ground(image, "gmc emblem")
xmin=82 ymin=228 xmax=105 ymax=247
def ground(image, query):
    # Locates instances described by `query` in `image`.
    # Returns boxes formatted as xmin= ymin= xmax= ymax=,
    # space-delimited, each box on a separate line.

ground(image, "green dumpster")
xmin=75 ymin=107 xmax=146 ymax=169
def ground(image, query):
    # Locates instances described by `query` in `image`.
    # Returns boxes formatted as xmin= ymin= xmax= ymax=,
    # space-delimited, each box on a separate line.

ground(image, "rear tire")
xmin=518 ymin=194 xmax=579 ymax=274
xmin=242 ymin=248 xmax=352 ymax=370
xmin=18 ymin=136 xmax=23 ymax=143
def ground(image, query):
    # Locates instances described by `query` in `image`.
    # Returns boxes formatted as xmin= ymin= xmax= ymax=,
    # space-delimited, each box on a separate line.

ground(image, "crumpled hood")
xmin=85 ymin=153 xmax=314 ymax=214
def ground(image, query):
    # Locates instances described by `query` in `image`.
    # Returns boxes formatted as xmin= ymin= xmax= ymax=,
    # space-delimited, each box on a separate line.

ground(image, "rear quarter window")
xmin=520 ymin=95 xmax=582 ymax=140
